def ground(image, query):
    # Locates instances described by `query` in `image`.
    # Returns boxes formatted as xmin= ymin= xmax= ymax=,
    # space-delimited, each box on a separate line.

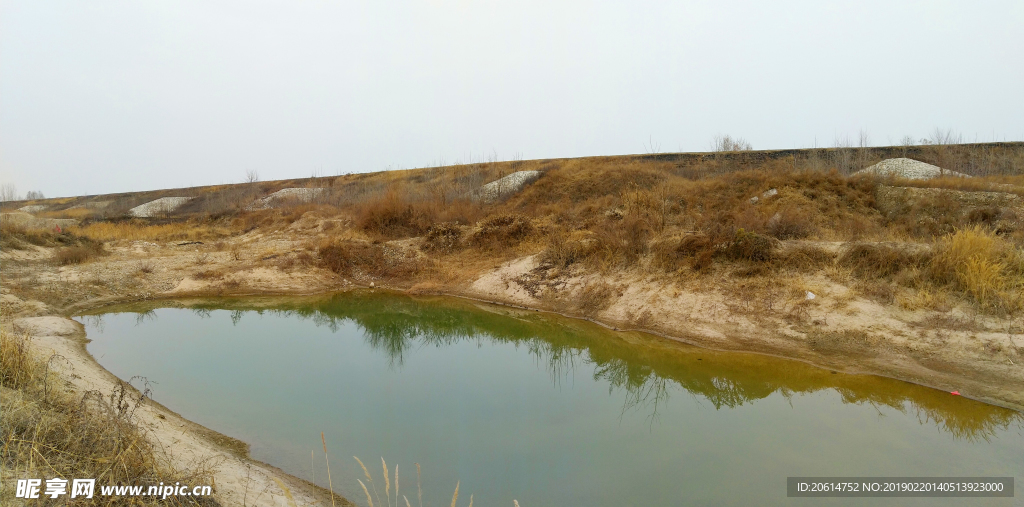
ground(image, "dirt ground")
xmin=3 ymin=214 xmax=1024 ymax=505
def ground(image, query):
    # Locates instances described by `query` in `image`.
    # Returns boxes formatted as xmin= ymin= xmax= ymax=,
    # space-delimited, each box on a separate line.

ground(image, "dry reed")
xmin=322 ymin=432 xmax=336 ymax=507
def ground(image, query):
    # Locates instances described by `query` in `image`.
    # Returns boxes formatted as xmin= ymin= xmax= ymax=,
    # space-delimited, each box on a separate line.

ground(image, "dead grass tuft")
xmin=574 ymin=281 xmax=616 ymax=317
xmin=722 ymin=229 xmax=776 ymax=262
xmin=774 ymin=245 xmax=836 ymax=272
xmin=55 ymin=242 xmax=105 ymax=265
xmin=839 ymin=243 xmax=930 ymax=279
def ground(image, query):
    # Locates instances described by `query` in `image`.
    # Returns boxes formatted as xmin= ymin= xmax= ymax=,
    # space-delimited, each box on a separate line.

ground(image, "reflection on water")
xmin=84 ymin=291 xmax=1022 ymax=442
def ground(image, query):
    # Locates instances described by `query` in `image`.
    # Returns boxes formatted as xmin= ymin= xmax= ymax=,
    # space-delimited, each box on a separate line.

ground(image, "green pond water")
xmin=78 ymin=291 xmax=1023 ymax=506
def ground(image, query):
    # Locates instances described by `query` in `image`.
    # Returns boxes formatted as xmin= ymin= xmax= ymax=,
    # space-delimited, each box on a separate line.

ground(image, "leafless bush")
xmin=711 ymin=135 xmax=752 ymax=152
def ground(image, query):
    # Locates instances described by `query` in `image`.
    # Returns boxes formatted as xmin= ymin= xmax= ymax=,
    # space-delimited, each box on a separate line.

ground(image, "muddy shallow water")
xmin=79 ymin=292 xmax=1023 ymax=506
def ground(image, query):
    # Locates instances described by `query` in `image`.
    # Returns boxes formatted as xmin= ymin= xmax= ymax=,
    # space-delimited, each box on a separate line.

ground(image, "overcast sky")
xmin=2 ymin=1 xmax=1022 ymax=198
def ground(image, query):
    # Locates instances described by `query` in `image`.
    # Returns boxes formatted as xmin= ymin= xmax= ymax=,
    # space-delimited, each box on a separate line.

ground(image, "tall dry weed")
xmin=931 ymin=226 xmax=1022 ymax=309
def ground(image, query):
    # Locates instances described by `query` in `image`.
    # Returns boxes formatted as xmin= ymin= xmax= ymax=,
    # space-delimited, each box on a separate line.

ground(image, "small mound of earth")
xmin=855 ymin=158 xmax=969 ymax=180
xmin=475 ymin=170 xmax=542 ymax=202
xmin=129 ymin=197 xmax=194 ymax=217
xmin=18 ymin=205 xmax=47 ymax=213
xmin=248 ymin=188 xmax=327 ymax=210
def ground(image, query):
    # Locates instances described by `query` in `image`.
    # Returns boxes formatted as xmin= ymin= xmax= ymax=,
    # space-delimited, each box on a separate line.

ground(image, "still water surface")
xmin=79 ymin=292 xmax=1023 ymax=506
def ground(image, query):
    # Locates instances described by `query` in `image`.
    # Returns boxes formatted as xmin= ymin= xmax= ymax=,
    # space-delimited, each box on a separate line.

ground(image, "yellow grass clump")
xmin=931 ymin=225 xmax=1023 ymax=309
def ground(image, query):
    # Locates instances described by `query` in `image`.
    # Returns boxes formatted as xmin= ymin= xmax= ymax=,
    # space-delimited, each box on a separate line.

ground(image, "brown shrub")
xmin=542 ymin=228 xmax=598 ymax=268
xmin=654 ymin=230 xmax=776 ymax=270
xmin=653 ymin=234 xmax=715 ymax=271
xmin=318 ymin=240 xmax=420 ymax=279
xmin=357 ymin=188 xmax=435 ymax=238
xmin=319 ymin=240 xmax=383 ymax=276
xmin=722 ymin=229 xmax=776 ymax=262
xmin=421 ymin=222 xmax=463 ymax=253
xmin=588 ymin=215 xmax=653 ymax=268
xmin=677 ymin=234 xmax=714 ymax=256
xmin=469 ymin=214 xmax=535 ymax=250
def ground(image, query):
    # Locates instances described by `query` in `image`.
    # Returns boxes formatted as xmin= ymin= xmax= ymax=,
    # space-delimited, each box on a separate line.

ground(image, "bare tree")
xmin=711 ymin=135 xmax=752 ymax=152
xmin=0 ymin=183 xmax=19 ymax=202
xmin=899 ymin=135 xmax=916 ymax=156
xmin=25 ymin=190 xmax=44 ymax=200
xmin=858 ymin=129 xmax=870 ymax=148
xmin=245 ymin=169 xmax=260 ymax=183
xmin=644 ymin=136 xmax=663 ymax=154
xmin=927 ymin=128 xmax=962 ymax=146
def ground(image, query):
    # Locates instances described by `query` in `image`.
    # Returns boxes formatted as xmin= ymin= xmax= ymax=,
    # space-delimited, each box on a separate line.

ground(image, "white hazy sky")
xmin=2 ymin=1 xmax=1022 ymax=198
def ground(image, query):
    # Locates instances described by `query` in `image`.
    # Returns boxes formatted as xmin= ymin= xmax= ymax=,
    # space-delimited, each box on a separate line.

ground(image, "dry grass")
xmin=839 ymin=244 xmax=931 ymax=279
xmin=55 ymin=243 xmax=106 ymax=265
xmin=0 ymin=328 xmax=217 ymax=506
xmin=354 ymin=185 xmax=484 ymax=239
xmin=930 ymin=226 xmax=1023 ymax=310
xmin=351 ymin=456 xmax=476 ymax=507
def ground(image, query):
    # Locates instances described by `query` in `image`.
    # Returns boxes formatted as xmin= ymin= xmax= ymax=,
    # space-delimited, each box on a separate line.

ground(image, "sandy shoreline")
xmin=8 ymin=313 xmax=345 ymax=507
